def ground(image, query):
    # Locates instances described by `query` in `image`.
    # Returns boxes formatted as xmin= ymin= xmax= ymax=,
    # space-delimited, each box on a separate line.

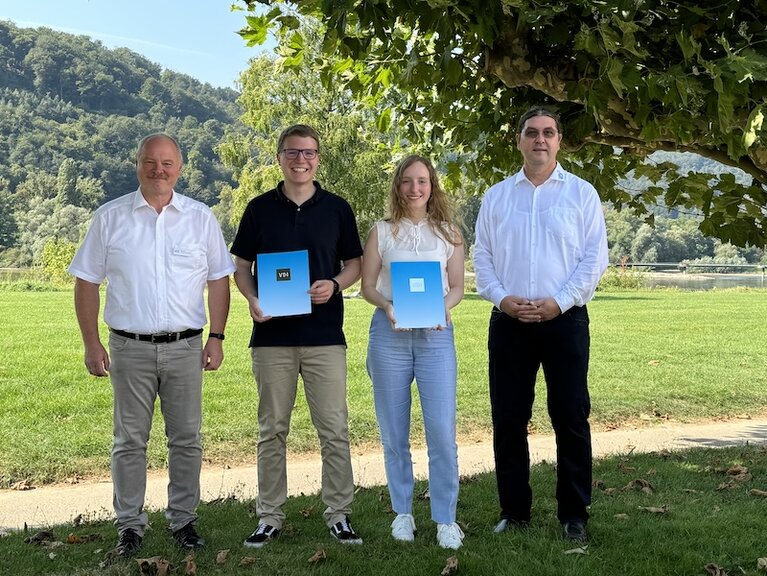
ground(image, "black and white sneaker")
xmin=329 ymin=516 xmax=363 ymax=544
xmin=243 ymin=523 xmax=280 ymax=548
xmin=115 ymin=528 xmax=142 ymax=558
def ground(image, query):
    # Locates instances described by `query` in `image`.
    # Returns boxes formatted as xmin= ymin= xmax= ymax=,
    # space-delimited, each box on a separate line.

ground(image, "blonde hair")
xmin=387 ymin=155 xmax=463 ymax=246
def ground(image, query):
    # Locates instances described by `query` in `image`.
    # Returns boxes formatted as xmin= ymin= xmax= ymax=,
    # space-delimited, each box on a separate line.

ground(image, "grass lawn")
xmin=1 ymin=288 xmax=766 ymax=486
xmin=2 ymin=445 xmax=766 ymax=575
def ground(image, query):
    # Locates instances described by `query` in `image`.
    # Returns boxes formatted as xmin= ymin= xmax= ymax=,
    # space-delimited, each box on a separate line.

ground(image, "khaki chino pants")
xmin=251 ymin=345 xmax=354 ymax=529
xmin=109 ymin=332 xmax=203 ymax=536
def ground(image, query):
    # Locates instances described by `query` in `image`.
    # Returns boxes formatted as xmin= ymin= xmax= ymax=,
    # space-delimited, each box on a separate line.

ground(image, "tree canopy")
xmin=217 ymin=47 xmax=399 ymax=242
xmin=237 ymin=0 xmax=767 ymax=247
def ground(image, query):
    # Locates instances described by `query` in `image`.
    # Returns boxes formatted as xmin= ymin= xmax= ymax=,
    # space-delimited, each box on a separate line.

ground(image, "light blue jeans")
xmin=366 ymin=308 xmax=459 ymax=524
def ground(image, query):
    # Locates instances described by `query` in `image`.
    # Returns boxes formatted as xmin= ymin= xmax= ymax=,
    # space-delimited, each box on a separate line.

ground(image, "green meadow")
xmin=1 ymin=287 xmax=766 ymax=487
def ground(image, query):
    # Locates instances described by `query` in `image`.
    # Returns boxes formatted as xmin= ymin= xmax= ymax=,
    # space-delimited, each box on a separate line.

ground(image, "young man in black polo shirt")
xmin=231 ymin=124 xmax=364 ymax=547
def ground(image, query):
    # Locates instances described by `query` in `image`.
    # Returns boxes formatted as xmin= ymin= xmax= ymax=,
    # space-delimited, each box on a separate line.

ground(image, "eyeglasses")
xmin=522 ymin=128 xmax=559 ymax=140
xmin=280 ymin=148 xmax=318 ymax=160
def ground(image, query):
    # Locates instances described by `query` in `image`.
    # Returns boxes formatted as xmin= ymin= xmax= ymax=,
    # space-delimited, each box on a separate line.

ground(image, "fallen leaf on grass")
xmin=657 ymin=449 xmax=672 ymax=459
xmin=441 ymin=556 xmax=459 ymax=575
xmin=648 ymin=359 xmax=660 ymax=366
xmin=239 ymin=557 xmax=257 ymax=566
xmin=417 ymin=488 xmax=430 ymax=500
xmin=592 ymin=479 xmax=606 ymax=489
xmin=182 ymin=553 xmax=197 ymax=576
xmin=136 ymin=556 xmax=172 ymax=576
xmin=704 ymin=563 xmax=728 ymax=576
xmin=603 ymin=488 xmax=618 ymax=496
xmin=623 ymin=479 xmax=655 ymax=494
xmin=638 ymin=505 xmax=669 ymax=514
xmin=300 ymin=505 xmax=315 ymax=518
xmin=48 ymin=552 xmax=56 ymax=560
xmin=749 ymin=489 xmax=767 ymax=498
xmin=618 ymin=459 xmax=636 ymax=473
xmin=67 ymin=533 xmax=103 ymax=544
xmin=215 ymin=549 xmax=230 ymax=565
xmin=757 ymin=557 xmax=767 ymax=570
xmin=564 ymin=545 xmax=589 ymax=555
xmin=41 ymin=541 xmax=64 ymax=550
xmin=717 ymin=480 xmax=740 ymax=491
xmin=682 ymin=488 xmax=701 ymax=494
xmin=614 ymin=513 xmax=629 ymax=520
xmin=308 ymin=549 xmax=326 ymax=564
xmin=24 ymin=530 xmax=54 ymax=545
xmin=727 ymin=465 xmax=748 ymax=476
xmin=11 ymin=480 xmax=34 ymax=491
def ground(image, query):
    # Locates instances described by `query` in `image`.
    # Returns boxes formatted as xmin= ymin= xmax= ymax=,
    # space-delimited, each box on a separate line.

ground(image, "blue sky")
xmin=0 ymin=0 xmax=272 ymax=89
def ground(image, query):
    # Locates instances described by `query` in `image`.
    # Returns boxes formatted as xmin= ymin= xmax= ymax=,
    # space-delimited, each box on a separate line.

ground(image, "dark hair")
xmin=277 ymin=124 xmax=320 ymax=154
xmin=516 ymin=106 xmax=563 ymax=134
xmin=136 ymin=133 xmax=183 ymax=164
xmin=387 ymin=155 xmax=463 ymax=247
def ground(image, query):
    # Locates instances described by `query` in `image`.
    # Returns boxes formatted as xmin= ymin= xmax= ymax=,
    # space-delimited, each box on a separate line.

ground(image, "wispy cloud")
xmin=6 ymin=19 xmax=209 ymax=58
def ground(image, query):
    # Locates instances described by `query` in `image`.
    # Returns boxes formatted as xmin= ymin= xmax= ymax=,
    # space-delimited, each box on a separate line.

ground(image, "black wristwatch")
xmin=208 ymin=332 xmax=225 ymax=340
xmin=330 ymin=278 xmax=340 ymax=294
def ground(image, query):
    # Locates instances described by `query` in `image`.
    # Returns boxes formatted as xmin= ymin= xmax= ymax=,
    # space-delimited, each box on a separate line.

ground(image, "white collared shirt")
xmin=68 ymin=189 xmax=235 ymax=333
xmin=473 ymin=163 xmax=608 ymax=313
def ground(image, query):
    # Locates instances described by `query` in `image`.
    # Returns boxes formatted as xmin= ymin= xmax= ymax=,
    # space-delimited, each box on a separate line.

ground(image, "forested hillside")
xmin=0 ymin=20 xmax=243 ymax=266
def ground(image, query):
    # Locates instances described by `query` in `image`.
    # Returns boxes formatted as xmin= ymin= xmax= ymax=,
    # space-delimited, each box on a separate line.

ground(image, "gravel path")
xmin=2 ymin=418 xmax=766 ymax=531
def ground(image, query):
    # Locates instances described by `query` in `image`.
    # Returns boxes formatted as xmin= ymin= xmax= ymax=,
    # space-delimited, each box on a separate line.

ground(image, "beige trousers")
xmin=251 ymin=345 xmax=354 ymax=529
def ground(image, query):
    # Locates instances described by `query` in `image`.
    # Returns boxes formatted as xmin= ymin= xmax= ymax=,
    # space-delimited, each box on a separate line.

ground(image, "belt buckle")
xmin=150 ymin=333 xmax=167 ymax=344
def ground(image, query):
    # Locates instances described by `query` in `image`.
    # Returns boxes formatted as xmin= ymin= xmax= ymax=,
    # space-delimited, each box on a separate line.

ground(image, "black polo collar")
xmin=275 ymin=181 xmax=326 ymax=206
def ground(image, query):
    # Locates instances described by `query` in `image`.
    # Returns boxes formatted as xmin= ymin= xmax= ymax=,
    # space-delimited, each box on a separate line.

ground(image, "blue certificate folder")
xmin=390 ymin=261 xmax=446 ymax=329
xmin=256 ymin=250 xmax=312 ymax=317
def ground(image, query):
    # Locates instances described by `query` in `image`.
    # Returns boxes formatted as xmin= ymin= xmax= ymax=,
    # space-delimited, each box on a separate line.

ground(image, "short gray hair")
xmin=136 ymin=133 xmax=183 ymax=163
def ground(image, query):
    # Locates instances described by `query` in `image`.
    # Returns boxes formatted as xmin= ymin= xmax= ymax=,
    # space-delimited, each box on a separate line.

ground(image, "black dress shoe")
xmin=116 ymin=528 xmax=142 ymax=558
xmin=173 ymin=522 xmax=205 ymax=550
xmin=562 ymin=521 xmax=588 ymax=543
xmin=493 ymin=518 xmax=530 ymax=533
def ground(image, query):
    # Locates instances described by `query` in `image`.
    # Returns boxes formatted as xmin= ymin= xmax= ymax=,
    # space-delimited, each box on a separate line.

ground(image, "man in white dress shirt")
xmin=473 ymin=107 xmax=608 ymax=543
xmin=68 ymin=133 xmax=235 ymax=558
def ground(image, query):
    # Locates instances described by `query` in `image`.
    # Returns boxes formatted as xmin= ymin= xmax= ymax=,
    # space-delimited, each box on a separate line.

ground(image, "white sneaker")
xmin=437 ymin=522 xmax=464 ymax=549
xmin=391 ymin=513 xmax=416 ymax=542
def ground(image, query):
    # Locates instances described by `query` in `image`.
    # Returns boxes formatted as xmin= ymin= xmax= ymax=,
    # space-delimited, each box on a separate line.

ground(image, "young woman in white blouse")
xmin=361 ymin=155 xmax=465 ymax=549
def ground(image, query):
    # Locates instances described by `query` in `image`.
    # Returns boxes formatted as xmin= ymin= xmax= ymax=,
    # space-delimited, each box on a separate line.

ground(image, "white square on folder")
xmin=409 ymin=277 xmax=426 ymax=292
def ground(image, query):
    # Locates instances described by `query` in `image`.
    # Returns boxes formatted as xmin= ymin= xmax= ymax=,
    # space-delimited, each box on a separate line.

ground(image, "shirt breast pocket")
xmin=542 ymin=208 xmax=578 ymax=243
xmin=171 ymin=243 xmax=204 ymax=273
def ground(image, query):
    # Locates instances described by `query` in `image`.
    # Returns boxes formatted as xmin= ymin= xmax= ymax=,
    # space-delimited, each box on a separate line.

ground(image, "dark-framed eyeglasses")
xmin=280 ymin=148 xmax=318 ymax=160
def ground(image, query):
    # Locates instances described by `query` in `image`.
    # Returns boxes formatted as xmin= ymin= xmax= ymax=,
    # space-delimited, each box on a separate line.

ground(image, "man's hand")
xmin=499 ymin=295 xmax=539 ymax=321
xmin=500 ymin=295 xmax=561 ymax=323
xmin=248 ymin=295 xmax=271 ymax=323
xmin=527 ymin=298 xmax=561 ymax=322
xmin=308 ymin=279 xmax=335 ymax=305
xmin=202 ymin=338 xmax=224 ymax=371
xmin=84 ymin=341 xmax=110 ymax=377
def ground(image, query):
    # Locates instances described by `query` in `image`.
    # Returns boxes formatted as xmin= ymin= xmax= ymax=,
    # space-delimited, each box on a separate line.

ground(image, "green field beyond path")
xmin=1 ymin=289 xmax=766 ymax=487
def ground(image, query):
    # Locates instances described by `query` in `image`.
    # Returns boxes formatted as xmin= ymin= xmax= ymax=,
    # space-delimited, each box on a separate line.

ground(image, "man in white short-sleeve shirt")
xmin=68 ymin=133 xmax=235 ymax=558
